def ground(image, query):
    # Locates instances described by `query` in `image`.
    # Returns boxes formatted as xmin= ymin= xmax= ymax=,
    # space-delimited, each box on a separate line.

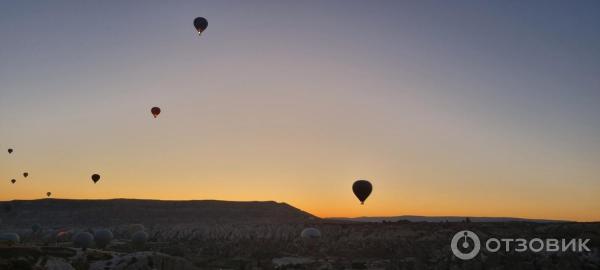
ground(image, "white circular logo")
xmin=451 ymin=230 xmax=481 ymax=260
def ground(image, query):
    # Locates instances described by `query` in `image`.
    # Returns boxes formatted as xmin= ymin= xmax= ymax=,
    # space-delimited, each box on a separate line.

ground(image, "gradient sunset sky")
xmin=1 ymin=1 xmax=599 ymax=221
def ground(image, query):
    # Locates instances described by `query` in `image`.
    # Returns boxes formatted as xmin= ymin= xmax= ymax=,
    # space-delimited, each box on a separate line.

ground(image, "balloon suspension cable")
xmin=361 ymin=201 xmax=364 ymax=205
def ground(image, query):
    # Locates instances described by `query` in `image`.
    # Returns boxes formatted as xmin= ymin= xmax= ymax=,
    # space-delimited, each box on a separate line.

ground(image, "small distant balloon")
xmin=352 ymin=180 xmax=373 ymax=205
xmin=151 ymin=107 xmax=161 ymax=118
xmin=91 ymin=174 xmax=101 ymax=184
xmin=46 ymin=192 xmax=51 ymax=197
xmin=7 ymin=148 xmax=13 ymax=154
xmin=193 ymin=17 xmax=208 ymax=35
xmin=23 ymin=172 xmax=28 ymax=178
xmin=10 ymin=179 xmax=16 ymax=184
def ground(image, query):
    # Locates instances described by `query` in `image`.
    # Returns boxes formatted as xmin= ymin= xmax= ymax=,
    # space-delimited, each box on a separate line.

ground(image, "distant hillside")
xmin=0 ymin=199 xmax=317 ymax=227
xmin=327 ymin=215 xmax=570 ymax=223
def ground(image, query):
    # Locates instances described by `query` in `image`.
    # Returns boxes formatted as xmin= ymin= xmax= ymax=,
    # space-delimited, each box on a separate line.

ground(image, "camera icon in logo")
xmin=451 ymin=230 xmax=481 ymax=260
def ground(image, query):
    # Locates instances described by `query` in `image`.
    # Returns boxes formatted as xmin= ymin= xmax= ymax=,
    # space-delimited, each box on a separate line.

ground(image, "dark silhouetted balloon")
xmin=94 ymin=229 xmax=113 ymax=249
xmin=23 ymin=172 xmax=28 ymax=178
xmin=91 ymin=174 xmax=100 ymax=184
xmin=151 ymin=107 xmax=161 ymax=118
xmin=352 ymin=180 xmax=372 ymax=205
xmin=7 ymin=148 xmax=13 ymax=154
xmin=46 ymin=192 xmax=51 ymax=197
xmin=193 ymin=17 xmax=208 ymax=35
xmin=131 ymin=231 xmax=148 ymax=248
xmin=73 ymin=232 xmax=93 ymax=250
xmin=300 ymin=227 xmax=321 ymax=239
xmin=10 ymin=179 xmax=16 ymax=184
xmin=32 ymin=223 xmax=41 ymax=233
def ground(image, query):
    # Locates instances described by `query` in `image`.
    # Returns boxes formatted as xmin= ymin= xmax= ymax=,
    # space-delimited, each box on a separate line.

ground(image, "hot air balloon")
xmin=55 ymin=229 xmax=73 ymax=242
xmin=94 ymin=229 xmax=113 ymax=249
xmin=0 ymin=233 xmax=20 ymax=246
xmin=193 ymin=17 xmax=208 ymax=35
xmin=352 ymin=180 xmax=372 ymax=205
xmin=91 ymin=174 xmax=100 ymax=184
xmin=131 ymin=231 xmax=148 ymax=248
xmin=300 ymin=228 xmax=321 ymax=239
xmin=73 ymin=232 xmax=93 ymax=251
xmin=23 ymin=172 xmax=28 ymax=178
xmin=10 ymin=179 xmax=16 ymax=184
xmin=300 ymin=227 xmax=321 ymax=249
xmin=7 ymin=148 xmax=13 ymax=154
xmin=151 ymin=107 xmax=161 ymax=118
xmin=46 ymin=192 xmax=51 ymax=197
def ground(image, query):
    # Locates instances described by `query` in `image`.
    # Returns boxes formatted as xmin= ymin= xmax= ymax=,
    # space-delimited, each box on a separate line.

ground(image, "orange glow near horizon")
xmin=2 ymin=1 xmax=600 ymax=223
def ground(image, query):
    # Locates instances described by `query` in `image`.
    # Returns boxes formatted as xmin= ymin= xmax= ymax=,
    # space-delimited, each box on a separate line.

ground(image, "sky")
xmin=1 ymin=1 xmax=599 ymax=221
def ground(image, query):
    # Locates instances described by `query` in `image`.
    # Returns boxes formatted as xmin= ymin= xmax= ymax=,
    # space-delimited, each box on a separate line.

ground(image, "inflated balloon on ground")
xmin=73 ymin=232 xmax=94 ymax=250
xmin=300 ymin=227 xmax=321 ymax=239
xmin=94 ymin=229 xmax=113 ymax=249
xmin=131 ymin=231 xmax=148 ymax=248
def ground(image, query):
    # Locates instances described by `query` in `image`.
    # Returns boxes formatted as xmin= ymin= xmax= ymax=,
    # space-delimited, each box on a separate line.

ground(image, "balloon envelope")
xmin=11 ymin=179 xmax=16 ymax=184
xmin=300 ymin=227 xmax=321 ymax=239
xmin=23 ymin=172 xmax=28 ymax=178
xmin=7 ymin=148 xmax=13 ymax=154
xmin=94 ymin=229 xmax=113 ymax=249
xmin=352 ymin=180 xmax=373 ymax=205
xmin=151 ymin=107 xmax=161 ymax=118
xmin=73 ymin=232 xmax=93 ymax=250
xmin=91 ymin=174 xmax=101 ymax=183
xmin=46 ymin=192 xmax=51 ymax=197
xmin=131 ymin=231 xmax=148 ymax=248
xmin=193 ymin=17 xmax=208 ymax=34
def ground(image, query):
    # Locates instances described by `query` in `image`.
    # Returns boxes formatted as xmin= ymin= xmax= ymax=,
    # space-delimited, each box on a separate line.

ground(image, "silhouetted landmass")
xmin=0 ymin=199 xmax=316 ymax=228
xmin=1 ymin=199 xmax=599 ymax=269
xmin=328 ymin=215 xmax=572 ymax=223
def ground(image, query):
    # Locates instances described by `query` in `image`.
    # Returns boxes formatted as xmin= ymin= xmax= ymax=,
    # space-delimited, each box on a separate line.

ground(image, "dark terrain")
xmin=1 ymin=199 xmax=599 ymax=269
xmin=0 ymin=199 xmax=315 ymax=227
